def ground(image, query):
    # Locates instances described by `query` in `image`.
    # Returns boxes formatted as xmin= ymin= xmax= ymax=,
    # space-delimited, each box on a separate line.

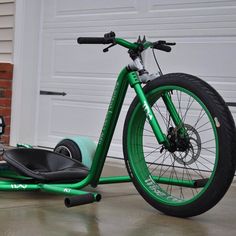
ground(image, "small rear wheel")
xmin=123 ymin=73 xmax=236 ymax=217
xmin=54 ymin=139 xmax=82 ymax=162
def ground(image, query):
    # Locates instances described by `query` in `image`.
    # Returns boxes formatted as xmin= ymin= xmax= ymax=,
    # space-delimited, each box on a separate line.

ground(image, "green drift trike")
xmin=0 ymin=32 xmax=235 ymax=218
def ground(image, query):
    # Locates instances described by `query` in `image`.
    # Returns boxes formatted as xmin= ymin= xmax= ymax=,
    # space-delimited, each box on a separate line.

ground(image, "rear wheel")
xmin=123 ymin=73 xmax=236 ymax=217
xmin=54 ymin=139 xmax=82 ymax=162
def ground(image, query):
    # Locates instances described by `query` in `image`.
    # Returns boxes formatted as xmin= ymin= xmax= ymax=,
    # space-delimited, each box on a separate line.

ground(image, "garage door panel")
xmin=44 ymin=0 xmax=139 ymax=23
xmin=51 ymin=101 xmax=107 ymax=138
xmin=37 ymin=98 xmax=106 ymax=144
xmin=37 ymin=96 xmax=129 ymax=157
xmin=53 ymin=40 xmax=130 ymax=76
xmin=40 ymin=32 xmax=132 ymax=84
xmin=40 ymin=82 xmax=114 ymax=104
xmin=50 ymin=100 xmax=128 ymax=140
xmin=56 ymin=0 xmax=138 ymax=16
xmin=145 ymin=38 xmax=236 ymax=78
xmin=148 ymin=0 xmax=236 ymax=11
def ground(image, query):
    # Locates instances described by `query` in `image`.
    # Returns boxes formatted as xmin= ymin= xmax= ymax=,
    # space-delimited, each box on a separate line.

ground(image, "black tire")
xmin=123 ymin=73 xmax=236 ymax=217
xmin=54 ymin=139 xmax=82 ymax=162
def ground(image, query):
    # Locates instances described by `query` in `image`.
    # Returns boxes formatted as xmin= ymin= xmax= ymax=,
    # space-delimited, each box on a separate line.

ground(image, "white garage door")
xmin=36 ymin=0 xmax=236 ymax=158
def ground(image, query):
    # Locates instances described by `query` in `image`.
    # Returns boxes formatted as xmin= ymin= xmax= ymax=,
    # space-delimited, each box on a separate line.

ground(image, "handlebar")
xmin=77 ymin=31 xmax=175 ymax=53
xmin=77 ymin=31 xmax=116 ymax=45
xmin=77 ymin=37 xmax=114 ymax=44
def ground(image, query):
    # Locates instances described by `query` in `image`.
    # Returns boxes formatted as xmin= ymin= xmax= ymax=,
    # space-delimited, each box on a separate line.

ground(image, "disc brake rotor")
xmin=172 ymin=124 xmax=201 ymax=165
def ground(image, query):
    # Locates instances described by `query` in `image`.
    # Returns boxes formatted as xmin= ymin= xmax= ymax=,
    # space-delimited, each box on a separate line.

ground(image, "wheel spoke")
xmin=144 ymin=147 xmax=162 ymax=159
xmin=176 ymin=90 xmax=183 ymax=119
xmin=147 ymin=151 xmax=167 ymax=168
xmin=183 ymin=96 xmax=195 ymax=122
xmin=153 ymin=104 xmax=169 ymax=129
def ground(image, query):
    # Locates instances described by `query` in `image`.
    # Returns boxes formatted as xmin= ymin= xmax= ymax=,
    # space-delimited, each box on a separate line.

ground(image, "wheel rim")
xmin=127 ymin=86 xmax=219 ymax=206
xmin=55 ymin=145 xmax=73 ymax=158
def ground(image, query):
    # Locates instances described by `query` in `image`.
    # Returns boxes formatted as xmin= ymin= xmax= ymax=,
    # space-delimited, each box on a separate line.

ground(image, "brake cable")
xmin=152 ymin=48 xmax=163 ymax=76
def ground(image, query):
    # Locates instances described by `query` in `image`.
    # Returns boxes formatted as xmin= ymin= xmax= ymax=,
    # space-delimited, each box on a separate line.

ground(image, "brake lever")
xmin=103 ymin=43 xmax=116 ymax=53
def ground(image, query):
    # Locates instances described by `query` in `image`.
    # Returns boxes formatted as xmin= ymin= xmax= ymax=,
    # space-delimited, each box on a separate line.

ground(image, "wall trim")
xmin=10 ymin=0 xmax=42 ymax=146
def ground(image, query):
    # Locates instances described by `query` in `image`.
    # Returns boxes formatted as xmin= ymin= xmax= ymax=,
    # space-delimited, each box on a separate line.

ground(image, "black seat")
xmin=3 ymin=148 xmax=89 ymax=182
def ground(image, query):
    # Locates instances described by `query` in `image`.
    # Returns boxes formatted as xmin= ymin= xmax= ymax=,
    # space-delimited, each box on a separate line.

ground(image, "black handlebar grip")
xmin=153 ymin=43 xmax=172 ymax=52
xmin=77 ymin=37 xmax=114 ymax=44
xmin=64 ymin=193 xmax=101 ymax=207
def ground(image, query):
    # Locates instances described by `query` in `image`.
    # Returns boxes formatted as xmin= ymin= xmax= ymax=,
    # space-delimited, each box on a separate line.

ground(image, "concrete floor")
xmin=0 ymin=161 xmax=235 ymax=236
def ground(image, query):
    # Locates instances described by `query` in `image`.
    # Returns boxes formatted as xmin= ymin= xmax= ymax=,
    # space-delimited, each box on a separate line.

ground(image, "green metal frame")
xmin=0 ymin=37 xmax=191 ymax=203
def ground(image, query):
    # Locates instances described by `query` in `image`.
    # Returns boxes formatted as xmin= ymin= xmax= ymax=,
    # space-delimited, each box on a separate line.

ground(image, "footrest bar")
xmin=41 ymin=184 xmax=101 ymax=207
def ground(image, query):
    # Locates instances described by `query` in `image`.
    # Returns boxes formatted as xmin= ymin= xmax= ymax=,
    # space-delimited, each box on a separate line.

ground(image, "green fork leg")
xmin=127 ymin=72 xmax=170 ymax=147
xmin=161 ymin=92 xmax=187 ymax=137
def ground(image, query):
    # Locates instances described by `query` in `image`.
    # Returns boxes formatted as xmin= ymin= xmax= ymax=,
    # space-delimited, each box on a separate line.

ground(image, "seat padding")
xmin=3 ymin=148 xmax=89 ymax=182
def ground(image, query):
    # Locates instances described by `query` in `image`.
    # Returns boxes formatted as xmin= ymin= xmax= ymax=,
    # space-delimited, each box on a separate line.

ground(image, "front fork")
xmin=127 ymin=72 xmax=186 ymax=148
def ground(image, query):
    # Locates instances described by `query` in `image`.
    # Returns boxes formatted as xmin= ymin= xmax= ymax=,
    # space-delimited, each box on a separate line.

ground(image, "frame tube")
xmin=98 ymin=176 xmax=196 ymax=188
xmin=89 ymin=67 xmax=129 ymax=186
xmin=0 ymin=183 xmax=40 ymax=191
xmin=115 ymin=38 xmax=138 ymax=50
xmin=41 ymin=184 xmax=100 ymax=199
xmin=0 ymin=176 xmax=198 ymax=191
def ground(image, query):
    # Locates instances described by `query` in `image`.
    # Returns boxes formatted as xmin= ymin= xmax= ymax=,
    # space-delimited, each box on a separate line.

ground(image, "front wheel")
xmin=123 ymin=73 xmax=236 ymax=217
